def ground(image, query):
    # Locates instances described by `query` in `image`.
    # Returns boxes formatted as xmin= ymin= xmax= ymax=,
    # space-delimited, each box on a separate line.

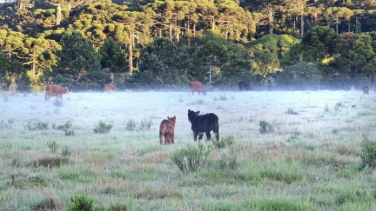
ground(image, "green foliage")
xmin=245 ymin=197 xmax=310 ymax=211
xmin=66 ymin=194 xmax=95 ymax=211
xmin=125 ymin=119 xmax=136 ymax=131
xmin=37 ymin=156 xmax=69 ymax=167
xmin=275 ymin=62 xmax=321 ymax=90
xmin=259 ymin=120 xmax=274 ymax=134
xmin=212 ymin=136 xmax=234 ymax=149
xmin=171 ymin=143 xmax=213 ymax=173
xmin=94 ymin=120 xmax=113 ymax=134
xmin=61 ymin=146 xmax=71 ymax=156
xmin=361 ymin=136 xmax=376 ymax=169
xmin=286 ymin=108 xmax=298 ymax=115
xmin=47 ymin=140 xmax=58 ymax=153
xmin=55 ymin=121 xmax=74 ymax=136
xmin=25 ymin=120 xmax=48 ymax=130
xmin=99 ymin=37 xmax=128 ymax=74
xmin=133 ymin=37 xmax=189 ymax=87
xmin=108 ymin=203 xmax=128 ymax=211
xmin=138 ymin=119 xmax=153 ymax=131
xmin=54 ymin=31 xmax=107 ymax=89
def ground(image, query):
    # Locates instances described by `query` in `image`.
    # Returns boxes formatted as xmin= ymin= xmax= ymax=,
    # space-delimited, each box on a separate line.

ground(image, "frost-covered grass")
xmin=1 ymin=90 xmax=376 ymax=210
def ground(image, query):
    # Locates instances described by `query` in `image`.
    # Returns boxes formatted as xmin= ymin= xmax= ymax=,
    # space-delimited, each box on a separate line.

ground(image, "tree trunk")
xmin=268 ymin=4 xmax=273 ymax=35
xmin=129 ymin=32 xmax=133 ymax=76
xmin=348 ymin=21 xmax=351 ymax=32
xmin=56 ymin=4 xmax=61 ymax=26
xmin=187 ymin=19 xmax=190 ymax=47
xmin=32 ymin=48 xmax=36 ymax=79
xmin=336 ymin=21 xmax=339 ymax=34
xmin=212 ymin=16 xmax=215 ymax=30
xmin=300 ymin=12 xmax=304 ymax=38
xmin=193 ymin=22 xmax=196 ymax=37
xmin=169 ymin=19 xmax=173 ymax=41
xmin=175 ymin=19 xmax=179 ymax=42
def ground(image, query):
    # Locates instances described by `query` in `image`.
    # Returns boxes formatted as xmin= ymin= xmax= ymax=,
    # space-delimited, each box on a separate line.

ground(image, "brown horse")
xmin=159 ymin=116 xmax=176 ymax=145
xmin=189 ymin=81 xmax=206 ymax=96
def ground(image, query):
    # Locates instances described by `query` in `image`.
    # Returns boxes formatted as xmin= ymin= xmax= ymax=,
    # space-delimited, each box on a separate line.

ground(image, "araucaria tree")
xmin=99 ymin=37 xmax=128 ymax=77
xmin=53 ymin=31 xmax=108 ymax=89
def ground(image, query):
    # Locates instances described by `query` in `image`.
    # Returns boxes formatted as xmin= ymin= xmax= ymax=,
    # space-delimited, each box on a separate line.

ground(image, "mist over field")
xmin=1 ymin=90 xmax=376 ymax=210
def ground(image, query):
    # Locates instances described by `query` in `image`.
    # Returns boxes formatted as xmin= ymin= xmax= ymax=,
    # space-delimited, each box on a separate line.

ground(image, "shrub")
xmin=37 ymin=156 xmax=69 ymax=167
xmin=108 ymin=203 xmax=128 ymax=211
xmin=219 ymin=94 xmax=227 ymax=101
xmin=212 ymin=135 xmax=234 ymax=149
xmin=66 ymin=194 xmax=94 ymax=211
xmin=25 ymin=120 xmax=48 ymax=130
xmin=217 ymin=153 xmax=238 ymax=170
xmin=259 ymin=120 xmax=274 ymax=134
xmin=61 ymin=146 xmax=71 ymax=156
xmin=94 ymin=120 xmax=112 ymax=134
xmin=56 ymin=121 xmax=75 ymax=136
xmin=171 ymin=143 xmax=213 ymax=173
xmin=286 ymin=108 xmax=298 ymax=115
xmin=0 ymin=120 xmax=11 ymax=129
xmin=126 ymin=119 xmax=136 ymax=131
xmin=47 ymin=140 xmax=58 ymax=153
xmin=361 ymin=136 xmax=376 ymax=169
xmin=139 ymin=119 xmax=153 ymax=131
xmin=335 ymin=102 xmax=342 ymax=111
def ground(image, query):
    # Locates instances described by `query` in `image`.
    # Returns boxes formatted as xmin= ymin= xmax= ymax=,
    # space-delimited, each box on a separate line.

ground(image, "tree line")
xmin=1 ymin=0 xmax=376 ymax=91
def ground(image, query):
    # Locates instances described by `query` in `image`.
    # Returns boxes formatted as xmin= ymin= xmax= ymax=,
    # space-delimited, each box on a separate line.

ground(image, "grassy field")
xmin=1 ymin=90 xmax=376 ymax=210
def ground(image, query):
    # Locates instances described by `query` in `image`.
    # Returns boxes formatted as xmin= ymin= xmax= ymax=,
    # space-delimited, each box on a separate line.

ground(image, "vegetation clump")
xmin=25 ymin=120 xmax=48 ymax=130
xmin=212 ymin=135 xmax=234 ymax=149
xmin=94 ymin=120 xmax=113 ymax=134
xmin=361 ymin=136 xmax=376 ymax=169
xmin=259 ymin=120 xmax=274 ymax=134
xmin=55 ymin=121 xmax=74 ymax=136
xmin=37 ymin=157 xmax=69 ymax=167
xmin=171 ymin=143 xmax=213 ymax=173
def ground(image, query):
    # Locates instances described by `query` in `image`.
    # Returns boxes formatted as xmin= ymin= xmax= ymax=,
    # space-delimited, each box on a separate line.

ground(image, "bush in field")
xmin=126 ymin=119 xmax=137 ymax=131
xmin=171 ymin=143 xmax=213 ymax=173
xmin=0 ymin=119 xmax=13 ymax=129
xmin=286 ymin=108 xmax=298 ymax=115
xmin=219 ymin=94 xmax=227 ymax=101
xmin=37 ymin=157 xmax=69 ymax=167
xmin=212 ymin=135 xmax=234 ymax=149
xmin=55 ymin=121 xmax=74 ymax=136
xmin=25 ymin=120 xmax=48 ymax=130
xmin=94 ymin=120 xmax=112 ymax=134
xmin=217 ymin=153 xmax=238 ymax=170
xmin=108 ymin=203 xmax=128 ymax=211
xmin=361 ymin=136 xmax=376 ymax=169
xmin=139 ymin=119 xmax=153 ymax=131
xmin=259 ymin=120 xmax=274 ymax=134
xmin=61 ymin=146 xmax=71 ymax=156
xmin=47 ymin=140 xmax=58 ymax=153
xmin=66 ymin=194 xmax=94 ymax=211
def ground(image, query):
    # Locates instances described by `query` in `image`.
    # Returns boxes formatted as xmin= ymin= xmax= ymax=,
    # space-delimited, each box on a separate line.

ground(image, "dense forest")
xmin=1 ymin=0 xmax=376 ymax=91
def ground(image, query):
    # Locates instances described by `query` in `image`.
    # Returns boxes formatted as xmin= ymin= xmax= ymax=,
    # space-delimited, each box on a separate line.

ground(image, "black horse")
xmin=187 ymin=109 xmax=219 ymax=141
xmin=238 ymin=81 xmax=251 ymax=91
